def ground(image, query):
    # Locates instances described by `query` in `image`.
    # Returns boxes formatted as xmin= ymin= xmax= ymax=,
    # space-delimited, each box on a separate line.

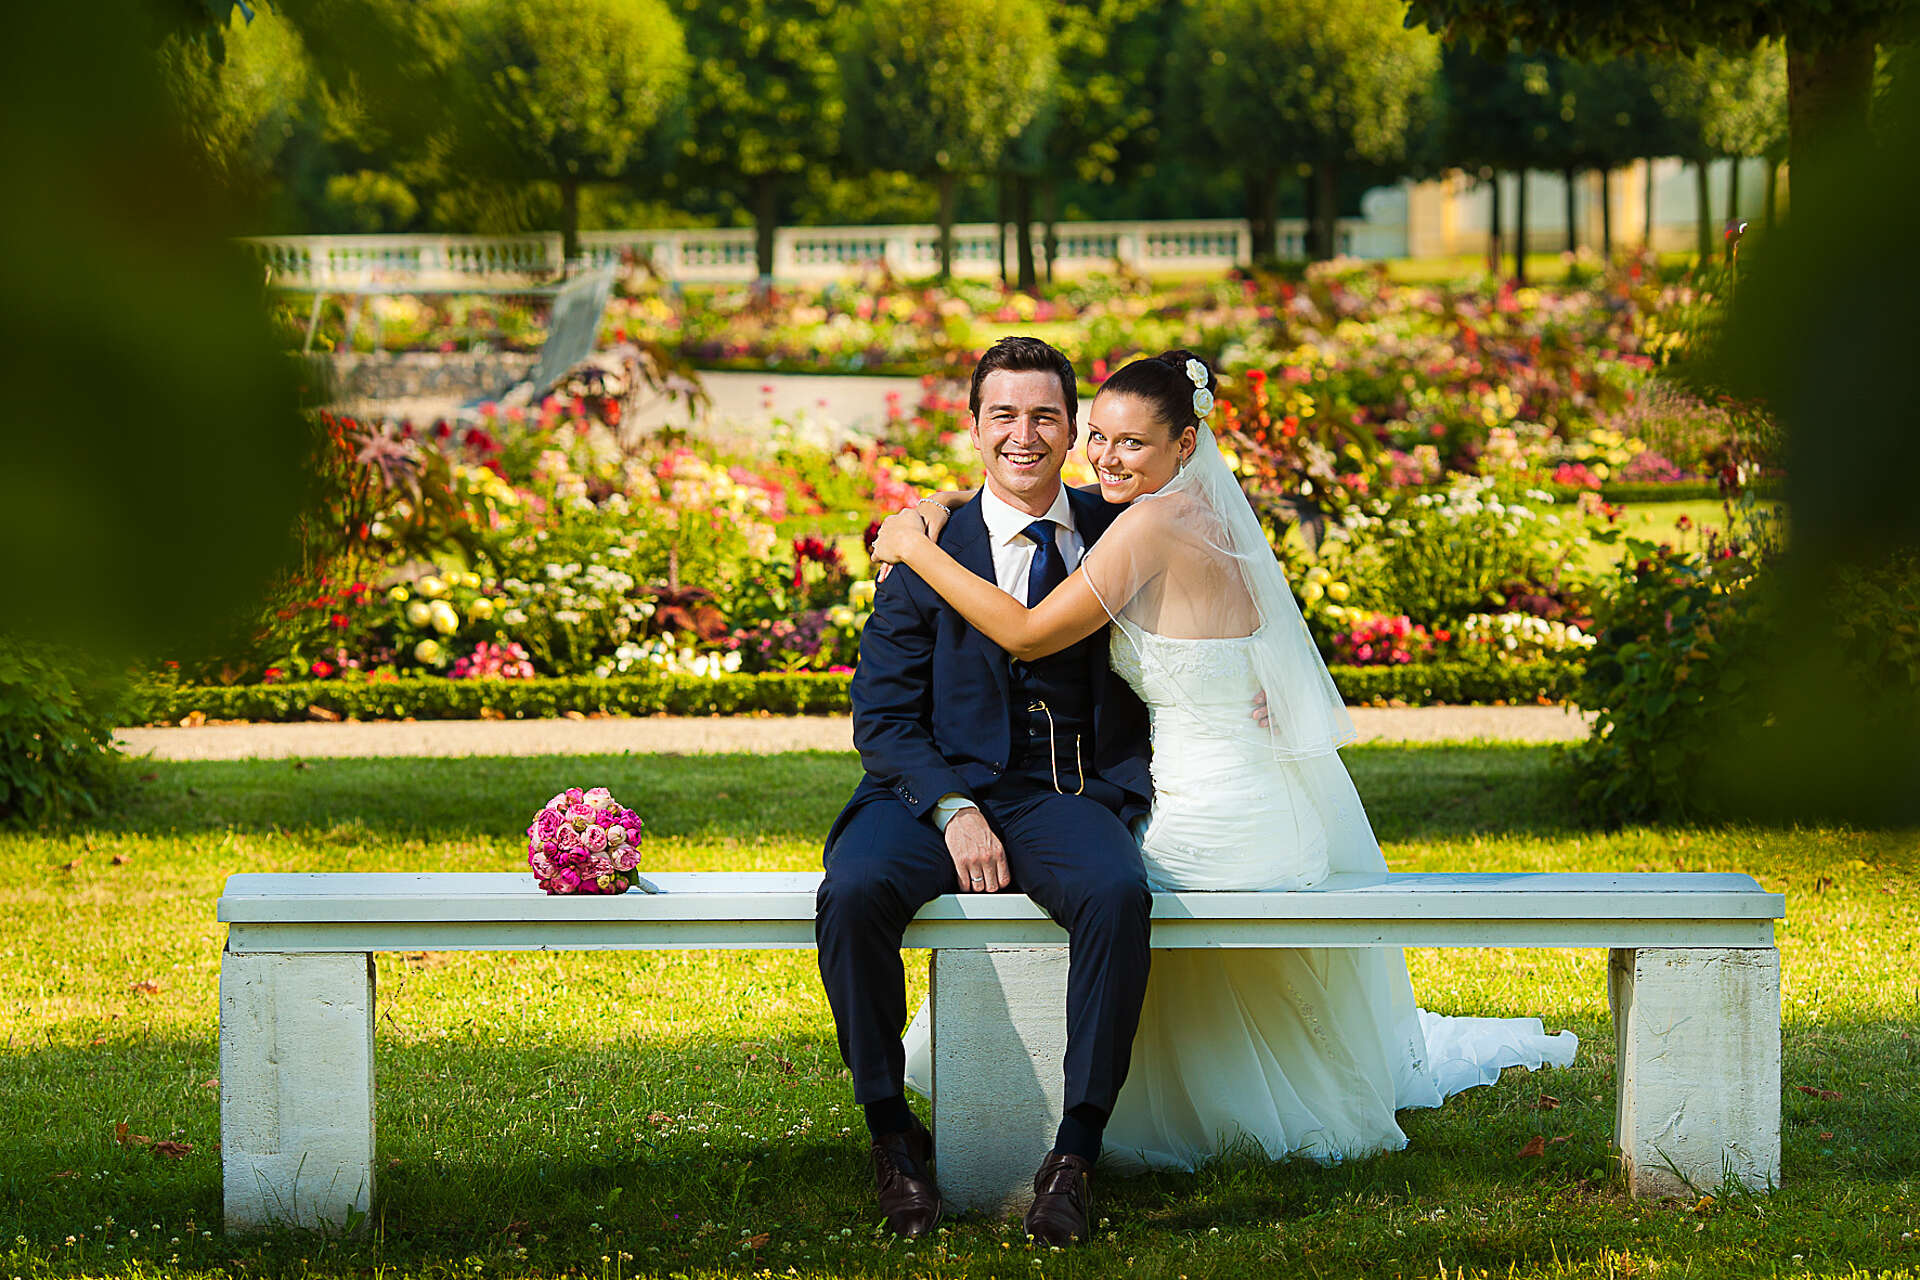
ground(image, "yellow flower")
xmin=418 ymin=575 xmax=449 ymax=599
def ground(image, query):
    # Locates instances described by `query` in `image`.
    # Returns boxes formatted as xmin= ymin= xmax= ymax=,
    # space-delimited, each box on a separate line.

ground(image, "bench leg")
xmin=220 ymin=949 xmax=376 ymax=1231
xmin=931 ymin=947 xmax=1068 ymax=1217
xmin=1608 ymin=946 xmax=1780 ymax=1198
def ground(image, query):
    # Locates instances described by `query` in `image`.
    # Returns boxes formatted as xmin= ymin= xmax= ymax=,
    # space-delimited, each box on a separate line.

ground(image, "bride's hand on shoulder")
xmin=870 ymin=508 xmax=932 ymax=568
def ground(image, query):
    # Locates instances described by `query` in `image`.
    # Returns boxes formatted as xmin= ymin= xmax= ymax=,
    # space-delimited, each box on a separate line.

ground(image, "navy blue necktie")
xmin=1024 ymin=519 xmax=1067 ymax=606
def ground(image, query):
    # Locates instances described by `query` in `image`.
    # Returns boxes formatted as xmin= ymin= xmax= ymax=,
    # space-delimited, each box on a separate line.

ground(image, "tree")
xmin=1405 ymin=0 xmax=1917 ymax=223
xmin=1697 ymin=41 xmax=1790 ymax=233
xmin=838 ymin=0 xmax=1056 ymax=280
xmin=1555 ymin=55 xmax=1666 ymax=257
xmin=1438 ymin=44 xmax=1560 ymax=280
xmin=1179 ymin=0 xmax=1440 ymax=263
xmin=158 ymin=7 xmax=313 ymax=197
xmin=449 ymin=0 xmax=690 ymax=264
xmin=1027 ymin=0 xmax=1163 ymax=285
xmin=1647 ymin=54 xmax=1725 ymax=260
xmin=675 ymin=0 xmax=845 ymax=282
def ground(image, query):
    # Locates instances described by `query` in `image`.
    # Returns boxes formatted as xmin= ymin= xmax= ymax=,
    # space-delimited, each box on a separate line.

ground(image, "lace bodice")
xmin=1108 ymin=627 xmax=1262 ymax=716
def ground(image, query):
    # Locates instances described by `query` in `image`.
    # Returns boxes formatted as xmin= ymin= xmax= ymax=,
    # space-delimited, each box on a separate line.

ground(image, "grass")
xmin=2 ymin=745 xmax=1916 ymax=1279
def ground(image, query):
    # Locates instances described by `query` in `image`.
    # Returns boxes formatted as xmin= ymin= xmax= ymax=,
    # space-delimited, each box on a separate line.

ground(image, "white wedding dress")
xmin=1095 ymin=627 xmax=1575 ymax=1169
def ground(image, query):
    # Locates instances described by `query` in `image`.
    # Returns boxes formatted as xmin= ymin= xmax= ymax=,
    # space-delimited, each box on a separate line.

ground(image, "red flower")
xmin=1246 ymin=368 xmax=1268 ymax=385
xmin=262 ymin=667 xmax=283 ymax=683
xmin=310 ymin=660 xmax=336 ymax=679
xmin=330 ymin=613 xmax=351 ymax=629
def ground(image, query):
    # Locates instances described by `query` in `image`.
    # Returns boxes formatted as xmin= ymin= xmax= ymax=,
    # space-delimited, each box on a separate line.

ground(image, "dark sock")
xmin=864 ymin=1093 xmax=915 ymax=1139
xmin=1054 ymin=1103 xmax=1107 ymax=1163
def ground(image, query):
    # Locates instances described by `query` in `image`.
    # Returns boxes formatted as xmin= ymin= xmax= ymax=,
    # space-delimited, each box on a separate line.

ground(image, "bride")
xmin=869 ymin=349 xmax=1574 ymax=1171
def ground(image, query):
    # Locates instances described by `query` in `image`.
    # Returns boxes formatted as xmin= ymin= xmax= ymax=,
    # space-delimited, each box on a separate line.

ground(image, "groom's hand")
xmin=946 ymin=809 xmax=1010 ymax=893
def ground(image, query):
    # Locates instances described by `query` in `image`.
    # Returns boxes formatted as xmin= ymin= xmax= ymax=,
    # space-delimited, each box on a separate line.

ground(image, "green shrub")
xmin=0 ymin=639 xmax=124 ymax=825
xmin=1565 ymin=539 xmax=1920 ymax=825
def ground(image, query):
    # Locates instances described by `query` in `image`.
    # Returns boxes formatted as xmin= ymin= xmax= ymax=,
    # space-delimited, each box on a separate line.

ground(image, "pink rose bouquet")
xmin=526 ymin=785 xmax=645 ymax=894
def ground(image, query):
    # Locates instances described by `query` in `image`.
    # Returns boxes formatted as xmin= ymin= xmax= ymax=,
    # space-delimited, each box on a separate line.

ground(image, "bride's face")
xmin=1085 ymin=393 xmax=1196 ymax=503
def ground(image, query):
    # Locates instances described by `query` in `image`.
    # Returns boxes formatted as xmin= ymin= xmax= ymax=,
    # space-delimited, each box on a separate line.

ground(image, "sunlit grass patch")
xmin=1 ymin=744 xmax=1914 ymax=1278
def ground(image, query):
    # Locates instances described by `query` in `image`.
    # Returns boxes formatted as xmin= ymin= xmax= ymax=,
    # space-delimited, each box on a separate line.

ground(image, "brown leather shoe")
xmin=870 ymin=1115 xmax=941 ymax=1238
xmin=1023 ymin=1150 xmax=1093 ymax=1245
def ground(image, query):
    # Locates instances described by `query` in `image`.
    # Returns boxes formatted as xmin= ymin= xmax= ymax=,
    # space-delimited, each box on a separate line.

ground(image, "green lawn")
xmin=2 ymin=746 xmax=1914 ymax=1279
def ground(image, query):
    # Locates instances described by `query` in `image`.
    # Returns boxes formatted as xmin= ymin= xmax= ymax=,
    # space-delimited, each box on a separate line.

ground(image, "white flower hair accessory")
xmin=1185 ymin=357 xmax=1213 ymax=420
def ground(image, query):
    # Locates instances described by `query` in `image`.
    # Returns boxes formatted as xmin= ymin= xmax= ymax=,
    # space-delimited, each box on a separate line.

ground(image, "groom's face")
xmin=968 ymin=369 xmax=1076 ymax=515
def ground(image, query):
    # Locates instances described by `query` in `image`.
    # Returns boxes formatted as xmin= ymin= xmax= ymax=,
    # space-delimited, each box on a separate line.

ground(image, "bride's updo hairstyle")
xmin=1095 ymin=348 xmax=1216 ymax=438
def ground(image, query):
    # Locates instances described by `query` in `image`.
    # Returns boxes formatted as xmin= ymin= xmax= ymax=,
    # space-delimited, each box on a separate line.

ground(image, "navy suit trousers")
xmin=814 ymin=771 xmax=1152 ymax=1116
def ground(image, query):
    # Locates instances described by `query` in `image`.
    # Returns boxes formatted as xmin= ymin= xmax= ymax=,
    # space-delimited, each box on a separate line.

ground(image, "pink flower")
xmin=581 ymin=825 xmax=609 ymax=854
xmin=555 ymin=825 xmax=582 ymax=852
xmin=556 ymin=868 xmax=582 ymax=893
xmin=584 ymin=850 xmax=615 ymax=879
xmin=565 ymin=787 xmax=584 ymax=806
xmin=529 ymin=851 xmax=556 ymax=879
xmin=567 ymin=803 xmax=597 ymax=831
xmin=583 ymin=786 xmax=614 ymax=810
xmin=611 ymin=845 xmax=639 ymax=872
xmin=535 ymin=809 xmax=563 ymax=838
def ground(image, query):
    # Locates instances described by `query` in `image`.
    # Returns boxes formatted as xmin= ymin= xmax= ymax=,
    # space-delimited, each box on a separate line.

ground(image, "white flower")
xmin=1185 ymin=358 xmax=1208 ymax=386
xmin=1192 ymin=387 xmax=1214 ymax=419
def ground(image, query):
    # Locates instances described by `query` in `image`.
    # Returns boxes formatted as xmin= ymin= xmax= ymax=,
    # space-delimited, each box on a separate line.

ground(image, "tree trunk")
xmin=1312 ymin=160 xmax=1338 ymax=261
xmin=1694 ymin=158 xmax=1713 ymax=260
xmin=996 ymin=172 xmax=1010 ymax=287
xmin=1786 ymin=31 xmax=1877 ymax=223
xmin=751 ymin=172 xmax=779 ymax=285
xmin=1487 ymin=173 xmax=1503 ymax=275
xmin=1244 ymin=171 xmax=1276 ymax=265
xmin=1013 ymin=174 xmax=1038 ymax=294
xmin=1564 ymin=166 xmax=1579 ymax=255
xmin=1765 ymin=156 xmax=1780 ymax=228
xmin=1513 ymin=169 xmax=1528 ymax=284
xmin=1600 ymin=167 xmax=1613 ymax=257
xmin=1644 ymin=156 xmax=1657 ymax=250
xmin=1041 ymin=177 xmax=1059 ymax=283
xmin=559 ymin=177 xmax=580 ymax=276
xmin=936 ymin=172 xmax=957 ymax=281
xmin=1725 ymin=156 xmax=1742 ymax=260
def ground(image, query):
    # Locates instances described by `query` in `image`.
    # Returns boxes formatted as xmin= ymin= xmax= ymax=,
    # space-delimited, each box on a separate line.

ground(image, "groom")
xmin=815 ymin=336 xmax=1154 ymax=1245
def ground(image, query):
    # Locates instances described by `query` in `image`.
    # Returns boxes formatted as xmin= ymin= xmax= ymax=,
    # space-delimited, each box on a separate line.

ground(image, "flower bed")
xmin=200 ymin=258 xmax=1784 ymax=717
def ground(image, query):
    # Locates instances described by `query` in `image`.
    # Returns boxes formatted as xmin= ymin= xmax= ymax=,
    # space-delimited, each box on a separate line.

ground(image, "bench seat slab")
xmin=1609 ymin=946 xmax=1781 ymax=1198
xmin=220 ymin=950 xmax=376 ymax=1231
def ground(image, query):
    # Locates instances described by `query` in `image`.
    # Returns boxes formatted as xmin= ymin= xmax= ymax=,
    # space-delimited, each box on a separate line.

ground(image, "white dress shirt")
xmin=933 ymin=483 xmax=1083 ymax=831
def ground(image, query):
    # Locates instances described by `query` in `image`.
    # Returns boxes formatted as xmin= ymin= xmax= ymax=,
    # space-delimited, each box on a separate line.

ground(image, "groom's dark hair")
xmin=969 ymin=335 xmax=1078 ymax=424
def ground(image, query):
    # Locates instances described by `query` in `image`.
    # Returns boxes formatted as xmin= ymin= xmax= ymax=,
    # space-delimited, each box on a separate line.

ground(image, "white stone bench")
xmin=216 ymin=869 xmax=1784 ymax=1230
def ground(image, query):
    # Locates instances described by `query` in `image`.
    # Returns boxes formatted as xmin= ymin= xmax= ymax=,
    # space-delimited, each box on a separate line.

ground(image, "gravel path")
xmin=116 ymin=706 xmax=1591 ymax=761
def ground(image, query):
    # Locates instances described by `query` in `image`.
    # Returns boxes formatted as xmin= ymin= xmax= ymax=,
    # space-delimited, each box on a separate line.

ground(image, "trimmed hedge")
xmin=129 ymin=659 xmax=1579 ymax=726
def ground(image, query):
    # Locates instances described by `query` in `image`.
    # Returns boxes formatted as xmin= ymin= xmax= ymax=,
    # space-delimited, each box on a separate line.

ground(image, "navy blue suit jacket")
xmin=826 ymin=486 xmax=1153 ymax=850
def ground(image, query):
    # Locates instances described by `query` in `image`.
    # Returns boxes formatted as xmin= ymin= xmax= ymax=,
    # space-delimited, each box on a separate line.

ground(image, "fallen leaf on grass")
xmin=1548 ymin=1135 xmax=1571 ymax=1145
xmin=61 ymin=860 xmax=80 ymax=872
xmin=131 ymin=980 xmax=162 ymax=996
xmin=746 ymin=1233 xmax=770 ymax=1249
xmin=51 ymin=1169 xmax=77 ymax=1179
xmin=152 ymin=1141 xmax=193 ymax=1159
xmin=647 ymin=1112 xmax=673 ymax=1125
xmin=1819 ymin=1131 xmax=1833 ymax=1140
xmin=1516 ymin=1135 xmax=1546 ymax=1158
xmin=114 ymin=1123 xmax=152 ymax=1147
xmin=387 ymin=1157 xmax=402 ymax=1168
xmin=1795 ymin=1085 xmax=1843 ymax=1101
xmin=111 ymin=853 xmax=132 ymax=866
xmin=1534 ymin=1095 xmax=1561 ymax=1110
xmin=200 ymin=1078 xmax=220 ymax=1089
